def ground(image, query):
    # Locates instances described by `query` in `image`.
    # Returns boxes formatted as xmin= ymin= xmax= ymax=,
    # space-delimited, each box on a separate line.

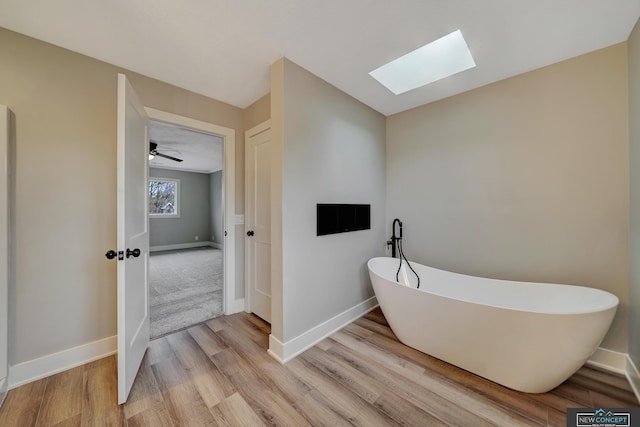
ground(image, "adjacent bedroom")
xmin=147 ymin=120 xmax=225 ymax=338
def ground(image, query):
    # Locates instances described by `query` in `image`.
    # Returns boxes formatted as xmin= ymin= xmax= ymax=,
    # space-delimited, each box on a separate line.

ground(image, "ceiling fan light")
xmin=149 ymin=153 xmax=155 ymax=160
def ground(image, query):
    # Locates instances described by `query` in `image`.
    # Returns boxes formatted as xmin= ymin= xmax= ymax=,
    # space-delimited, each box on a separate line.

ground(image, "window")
xmin=149 ymin=178 xmax=180 ymax=217
xmin=369 ymin=29 xmax=475 ymax=95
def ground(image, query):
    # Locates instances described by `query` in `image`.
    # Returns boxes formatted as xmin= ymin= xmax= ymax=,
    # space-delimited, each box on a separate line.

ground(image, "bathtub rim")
xmin=367 ymin=256 xmax=619 ymax=316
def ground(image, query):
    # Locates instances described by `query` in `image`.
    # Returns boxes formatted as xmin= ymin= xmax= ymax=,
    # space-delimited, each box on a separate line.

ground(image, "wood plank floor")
xmin=0 ymin=308 xmax=636 ymax=426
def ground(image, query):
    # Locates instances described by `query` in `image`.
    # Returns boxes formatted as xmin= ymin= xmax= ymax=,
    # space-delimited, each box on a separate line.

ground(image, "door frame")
xmin=244 ymin=119 xmax=271 ymax=316
xmin=0 ymin=105 xmax=9 ymax=407
xmin=145 ymin=108 xmax=237 ymax=314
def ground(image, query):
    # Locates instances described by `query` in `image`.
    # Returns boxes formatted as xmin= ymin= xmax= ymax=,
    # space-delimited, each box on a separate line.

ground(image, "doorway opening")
xmin=145 ymin=109 xmax=236 ymax=339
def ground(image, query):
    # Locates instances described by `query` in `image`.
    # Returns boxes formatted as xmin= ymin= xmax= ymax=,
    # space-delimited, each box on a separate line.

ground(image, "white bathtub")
xmin=367 ymin=256 xmax=619 ymax=393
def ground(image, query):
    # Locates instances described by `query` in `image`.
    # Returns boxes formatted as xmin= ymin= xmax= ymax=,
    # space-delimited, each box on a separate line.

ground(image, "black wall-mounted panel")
xmin=317 ymin=204 xmax=370 ymax=236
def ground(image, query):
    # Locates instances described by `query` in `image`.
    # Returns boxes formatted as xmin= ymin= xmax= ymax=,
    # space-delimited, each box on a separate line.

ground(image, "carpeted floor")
xmin=149 ymin=247 xmax=223 ymax=338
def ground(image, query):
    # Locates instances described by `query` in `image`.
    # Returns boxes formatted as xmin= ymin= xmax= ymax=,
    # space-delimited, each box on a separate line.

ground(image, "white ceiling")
xmin=1 ymin=1 xmax=639 ymax=116
xmin=149 ymin=121 xmax=223 ymax=174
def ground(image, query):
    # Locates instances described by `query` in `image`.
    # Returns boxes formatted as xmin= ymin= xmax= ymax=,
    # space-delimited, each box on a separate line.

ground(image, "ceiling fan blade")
xmin=155 ymin=152 xmax=184 ymax=162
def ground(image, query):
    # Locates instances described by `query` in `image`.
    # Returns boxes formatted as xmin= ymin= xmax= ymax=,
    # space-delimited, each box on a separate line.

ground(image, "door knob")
xmin=126 ymin=248 xmax=141 ymax=258
xmin=246 ymin=230 xmax=254 ymax=237
xmin=105 ymin=250 xmax=124 ymax=261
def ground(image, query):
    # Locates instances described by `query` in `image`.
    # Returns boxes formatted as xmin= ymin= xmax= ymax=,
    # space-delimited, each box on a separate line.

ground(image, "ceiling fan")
xmin=149 ymin=141 xmax=183 ymax=162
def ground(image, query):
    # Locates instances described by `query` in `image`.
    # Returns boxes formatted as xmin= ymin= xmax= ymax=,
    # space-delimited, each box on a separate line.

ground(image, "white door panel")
xmin=117 ymin=74 xmax=150 ymax=404
xmin=255 ymin=243 xmax=271 ymax=296
xmin=246 ymin=123 xmax=271 ymax=322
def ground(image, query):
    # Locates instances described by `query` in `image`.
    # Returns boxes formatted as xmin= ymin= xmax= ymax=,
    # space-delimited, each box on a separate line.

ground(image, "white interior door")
xmin=116 ymin=74 xmax=150 ymax=404
xmin=245 ymin=121 xmax=271 ymax=322
xmin=0 ymin=105 xmax=9 ymax=407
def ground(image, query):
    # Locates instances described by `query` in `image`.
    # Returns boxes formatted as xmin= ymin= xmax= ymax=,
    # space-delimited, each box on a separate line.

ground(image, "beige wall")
xmin=629 ymin=19 xmax=640 ymax=366
xmin=271 ymin=58 xmax=386 ymax=344
xmin=387 ymin=43 xmax=629 ymax=352
xmin=270 ymin=59 xmax=285 ymax=341
xmin=244 ymin=94 xmax=270 ymax=131
xmin=0 ymin=27 xmax=247 ymax=364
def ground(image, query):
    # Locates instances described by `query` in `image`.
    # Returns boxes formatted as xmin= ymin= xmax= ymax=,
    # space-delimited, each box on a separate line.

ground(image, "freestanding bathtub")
xmin=367 ymin=257 xmax=619 ymax=393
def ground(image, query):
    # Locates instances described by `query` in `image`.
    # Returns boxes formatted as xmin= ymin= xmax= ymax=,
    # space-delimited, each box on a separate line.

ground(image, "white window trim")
xmin=149 ymin=177 xmax=180 ymax=218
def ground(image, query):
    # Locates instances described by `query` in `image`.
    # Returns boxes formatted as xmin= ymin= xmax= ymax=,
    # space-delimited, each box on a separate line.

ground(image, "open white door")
xmin=116 ymin=74 xmax=150 ymax=404
xmin=245 ymin=121 xmax=271 ymax=322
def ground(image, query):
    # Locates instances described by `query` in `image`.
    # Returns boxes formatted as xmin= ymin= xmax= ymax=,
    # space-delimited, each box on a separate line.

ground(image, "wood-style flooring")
xmin=0 ymin=308 xmax=637 ymax=426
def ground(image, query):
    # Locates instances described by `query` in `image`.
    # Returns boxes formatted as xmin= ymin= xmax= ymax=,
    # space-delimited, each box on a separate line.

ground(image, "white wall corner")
xmin=626 ymin=356 xmax=640 ymax=404
xmin=586 ymin=347 xmax=628 ymax=375
xmin=228 ymin=298 xmax=245 ymax=315
xmin=0 ymin=377 xmax=7 ymax=408
xmin=8 ymin=335 xmax=117 ymax=389
xmin=267 ymin=334 xmax=285 ymax=364
xmin=268 ymin=297 xmax=378 ymax=364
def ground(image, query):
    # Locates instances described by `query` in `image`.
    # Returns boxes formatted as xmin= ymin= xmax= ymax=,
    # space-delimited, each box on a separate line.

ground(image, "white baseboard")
xmin=586 ymin=347 xmax=627 ymax=374
xmin=585 ymin=348 xmax=640 ymax=403
xmin=8 ymin=335 xmax=116 ymax=389
xmin=268 ymin=297 xmax=378 ymax=364
xmin=0 ymin=377 xmax=6 ymax=409
xmin=626 ymin=356 xmax=640 ymax=404
xmin=150 ymin=241 xmax=218 ymax=252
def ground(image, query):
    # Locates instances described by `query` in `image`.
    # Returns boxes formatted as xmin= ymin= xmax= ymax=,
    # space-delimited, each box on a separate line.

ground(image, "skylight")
xmin=369 ymin=30 xmax=476 ymax=95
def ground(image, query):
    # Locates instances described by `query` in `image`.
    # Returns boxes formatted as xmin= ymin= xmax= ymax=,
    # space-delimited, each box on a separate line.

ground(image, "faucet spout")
xmin=388 ymin=218 xmax=403 ymax=258
xmin=393 ymin=218 xmax=403 ymax=239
